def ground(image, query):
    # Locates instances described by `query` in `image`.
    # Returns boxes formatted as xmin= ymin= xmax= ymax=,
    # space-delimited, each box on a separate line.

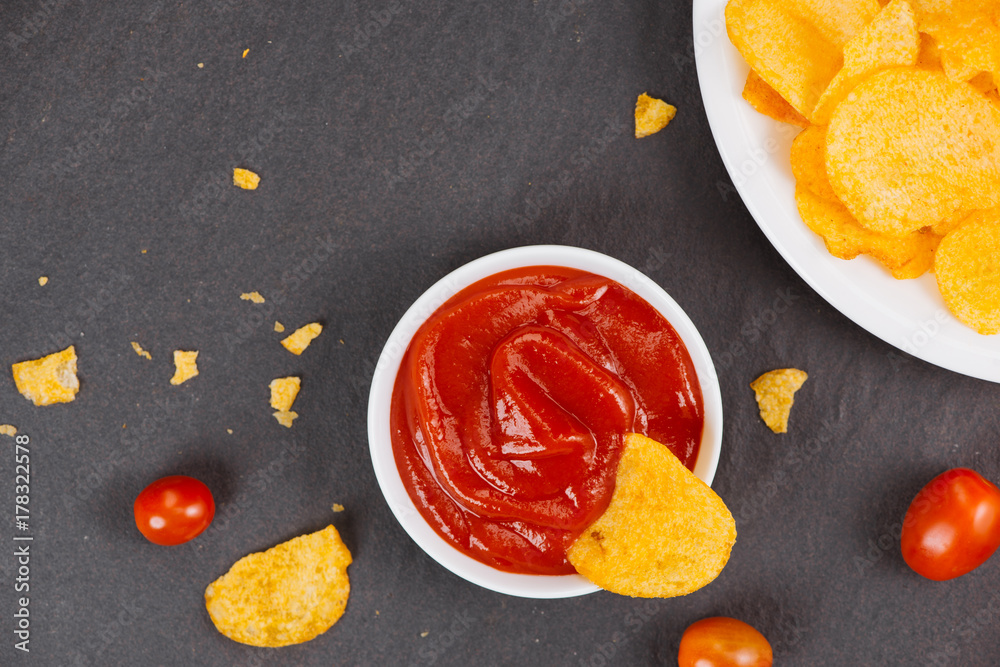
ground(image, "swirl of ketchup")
xmin=391 ymin=267 xmax=703 ymax=574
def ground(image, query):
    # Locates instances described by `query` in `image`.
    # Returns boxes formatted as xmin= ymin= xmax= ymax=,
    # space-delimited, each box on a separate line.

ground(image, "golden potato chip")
xmin=233 ymin=168 xmax=260 ymax=190
xmin=272 ymin=411 xmax=299 ymax=428
xmin=567 ymin=433 xmax=736 ymax=598
xmin=741 ymin=70 xmax=809 ymax=127
xmin=750 ymin=368 xmax=807 ymax=433
xmin=12 ymin=346 xmax=79 ymax=406
xmin=910 ymin=0 xmax=1000 ymax=83
xmin=826 ymin=68 xmax=1000 ymax=235
xmin=38 ymin=276 xmax=48 ymax=286
xmin=240 ymin=291 xmax=265 ymax=303
xmin=205 ymin=525 xmax=352 ymax=647
xmin=131 ymin=341 xmax=152 ymax=360
xmin=274 ymin=321 xmax=285 ymax=333
xmin=790 ymin=126 xmax=838 ymax=201
xmin=810 ymin=0 xmax=919 ymax=125
xmin=170 ymin=350 xmax=199 ymax=385
xmin=281 ymin=322 xmax=323 ymax=355
xmin=726 ymin=0 xmax=880 ymax=118
xmin=932 ymin=209 xmax=974 ymax=236
xmin=269 ymin=377 xmax=301 ymax=411
xmin=0 ymin=425 xmax=17 ymax=437
xmin=935 ymin=209 xmax=1000 ymax=334
xmin=634 ymin=93 xmax=676 ymax=138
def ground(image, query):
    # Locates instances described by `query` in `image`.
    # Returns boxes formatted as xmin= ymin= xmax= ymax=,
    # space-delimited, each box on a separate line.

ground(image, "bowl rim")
xmin=366 ymin=245 xmax=724 ymax=599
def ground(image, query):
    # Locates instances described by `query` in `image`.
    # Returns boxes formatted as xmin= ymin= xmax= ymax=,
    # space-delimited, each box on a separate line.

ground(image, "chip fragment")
xmin=0 ymin=425 xmax=17 ymax=437
xmin=38 ymin=276 xmax=48 ymax=286
xmin=634 ymin=93 xmax=677 ymax=138
xmin=935 ymin=209 xmax=1000 ymax=335
xmin=12 ymin=346 xmax=80 ymax=406
xmin=281 ymin=323 xmax=323 ymax=355
xmin=272 ymin=411 xmax=299 ymax=428
xmin=240 ymin=291 xmax=265 ymax=303
xmin=566 ymin=433 xmax=736 ymax=598
xmin=170 ymin=350 xmax=199 ymax=385
xmin=233 ymin=168 xmax=260 ymax=190
xmin=274 ymin=321 xmax=285 ymax=333
xmin=750 ymin=368 xmax=808 ymax=433
xmin=270 ymin=376 xmax=301 ymax=411
xmin=741 ymin=70 xmax=809 ymax=127
xmin=205 ymin=525 xmax=352 ymax=647
xmin=131 ymin=341 xmax=152 ymax=360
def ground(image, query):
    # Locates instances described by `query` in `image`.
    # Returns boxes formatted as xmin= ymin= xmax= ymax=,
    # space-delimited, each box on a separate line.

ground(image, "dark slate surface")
xmin=1 ymin=1 xmax=999 ymax=665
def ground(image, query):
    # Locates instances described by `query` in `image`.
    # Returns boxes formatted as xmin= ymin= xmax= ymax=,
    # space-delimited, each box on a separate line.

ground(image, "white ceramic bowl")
xmin=367 ymin=245 xmax=724 ymax=598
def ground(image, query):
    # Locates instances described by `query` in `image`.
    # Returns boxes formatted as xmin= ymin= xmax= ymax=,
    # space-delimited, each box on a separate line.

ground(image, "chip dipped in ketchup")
xmin=390 ymin=266 xmax=704 ymax=575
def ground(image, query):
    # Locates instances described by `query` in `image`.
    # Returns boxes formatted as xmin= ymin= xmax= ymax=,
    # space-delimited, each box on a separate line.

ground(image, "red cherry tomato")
xmin=678 ymin=617 xmax=773 ymax=667
xmin=133 ymin=475 xmax=215 ymax=546
xmin=901 ymin=467 xmax=1000 ymax=581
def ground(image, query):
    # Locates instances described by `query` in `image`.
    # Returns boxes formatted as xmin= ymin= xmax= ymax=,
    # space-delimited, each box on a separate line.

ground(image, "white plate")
xmin=693 ymin=0 xmax=1000 ymax=382
xmin=367 ymin=245 xmax=724 ymax=598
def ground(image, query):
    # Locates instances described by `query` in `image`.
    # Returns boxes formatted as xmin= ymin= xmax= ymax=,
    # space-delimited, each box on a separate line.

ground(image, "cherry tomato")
xmin=133 ymin=475 xmax=215 ymax=546
xmin=901 ymin=467 xmax=1000 ymax=581
xmin=678 ymin=617 xmax=773 ymax=667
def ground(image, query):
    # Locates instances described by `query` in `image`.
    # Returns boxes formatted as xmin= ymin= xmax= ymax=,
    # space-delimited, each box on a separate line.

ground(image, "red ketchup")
xmin=390 ymin=267 xmax=704 ymax=575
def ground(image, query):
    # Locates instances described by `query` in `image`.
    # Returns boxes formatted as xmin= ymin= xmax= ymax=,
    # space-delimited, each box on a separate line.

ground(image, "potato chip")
xmin=741 ymin=70 xmax=809 ymax=127
xmin=826 ymin=68 xmax=1000 ymax=235
xmin=634 ymin=93 xmax=676 ymax=138
xmin=791 ymin=126 xmax=938 ymax=278
xmin=233 ymin=168 xmax=260 ymax=190
xmin=910 ymin=0 xmax=1000 ymax=84
xmin=0 ymin=425 xmax=17 ymax=437
xmin=38 ymin=276 xmax=48 ymax=286
xmin=12 ymin=346 xmax=79 ymax=406
xmin=810 ymin=0 xmax=919 ymax=125
xmin=281 ymin=322 xmax=323 ymax=355
xmin=131 ymin=341 xmax=152 ymax=360
xmin=750 ymin=368 xmax=807 ymax=433
xmin=932 ymin=209 xmax=974 ymax=236
xmin=935 ymin=209 xmax=1000 ymax=335
xmin=170 ymin=350 xmax=199 ymax=385
xmin=240 ymin=291 xmax=265 ymax=303
xmin=274 ymin=321 xmax=285 ymax=333
xmin=726 ymin=0 xmax=880 ymax=118
xmin=205 ymin=525 xmax=352 ymax=647
xmin=566 ymin=433 xmax=736 ymax=598
xmin=270 ymin=377 xmax=301 ymax=411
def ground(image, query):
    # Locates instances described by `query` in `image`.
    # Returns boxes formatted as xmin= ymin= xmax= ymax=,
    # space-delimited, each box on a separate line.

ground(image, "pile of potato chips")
xmin=727 ymin=0 xmax=1000 ymax=334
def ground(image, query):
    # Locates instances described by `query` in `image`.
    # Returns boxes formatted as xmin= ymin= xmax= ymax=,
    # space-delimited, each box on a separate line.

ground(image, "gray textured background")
xmin=2 ymin=0 xmax=999 ymax=665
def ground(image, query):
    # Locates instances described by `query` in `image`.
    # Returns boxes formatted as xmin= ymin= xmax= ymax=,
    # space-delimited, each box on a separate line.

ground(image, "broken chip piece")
xmin=240 ymin=291 xmax=265 ymax=303
xmin=12 ymin=346 xmax=80 ymax=406
xmin=274 ymin=321 xmax=285 ymax=333
xmin=634 ymin=93 xmax=677 ymax=138
xmin=131 ymin=342 xmax=152 ymax=360
xmin=750 ymin=368 xmax=808 ymax=433
xmin=38 ymin=276 xmax=48 ymax=286
xmin=205 ymin=525 xmax=352 ymax=647
xmin=270 ymin=377 xmax=301 ymax=411
xmin=281 ymin=323 xmax=323 ymax=355
xmin=567 ymin=433 xmax=736 ymax=598
xmin=0 ymin=425 xmax=17 ymax=437
xmin=332 ymin=503 xmax=345 ymax=513
xmin=233 ymin=168 xmax=260 ymax=190
xmin=272 ymin=411 xmax=299 ymax=428
xmin=741 ymin=70 xmax=809 ymax=128
xmin=170 ymin=350 xmax=199 ymax=385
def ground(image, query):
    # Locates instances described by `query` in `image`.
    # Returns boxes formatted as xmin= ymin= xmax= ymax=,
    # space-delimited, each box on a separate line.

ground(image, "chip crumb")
xmin=281 ymin=323 xmax=323 ymax=355
xmin=240 ymin=291 xmax=265 ymax=304
xmin=170 ymin=350 xmax=199 ymax=385
xmin=233 ymin=168 xmax=260 ymax=190
xmin=242 ymin=48 xmax=249 ymax=58
xmin=274 ymin=321 xmax=285 ymax=333
xmin=227 ymin=428 xmax=233 ymax=434
xmin=269 ymin=377 xmax=301 ymax=411
xmin=141 ymin=249 xmax=148 ymax=254
xmin=273 ymin=410 xmax=298 ymax=428
xmin=634 ymin=92 xmax=676 ymax=138
xmin=0 ymin=425 xmax=17 ymax=437
xmin=205 ymin=525 xmax=352 ymax=647
xmin=131 ymin=341 xmax=152 ymax=360
xmin=38 ymin=276 xmax=48 ymax=286
xmin=420 ymin=631 xmax=429 ymax=638
xmin=750 ymin=368 xmax=808 ymax=433
xmin=197 ymin=63 xmax=204 ymax=68
xmin=12 ymin=346 xmax=80 ymax=406
xmin=332 ymin=503 xmax=345 ymax=513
